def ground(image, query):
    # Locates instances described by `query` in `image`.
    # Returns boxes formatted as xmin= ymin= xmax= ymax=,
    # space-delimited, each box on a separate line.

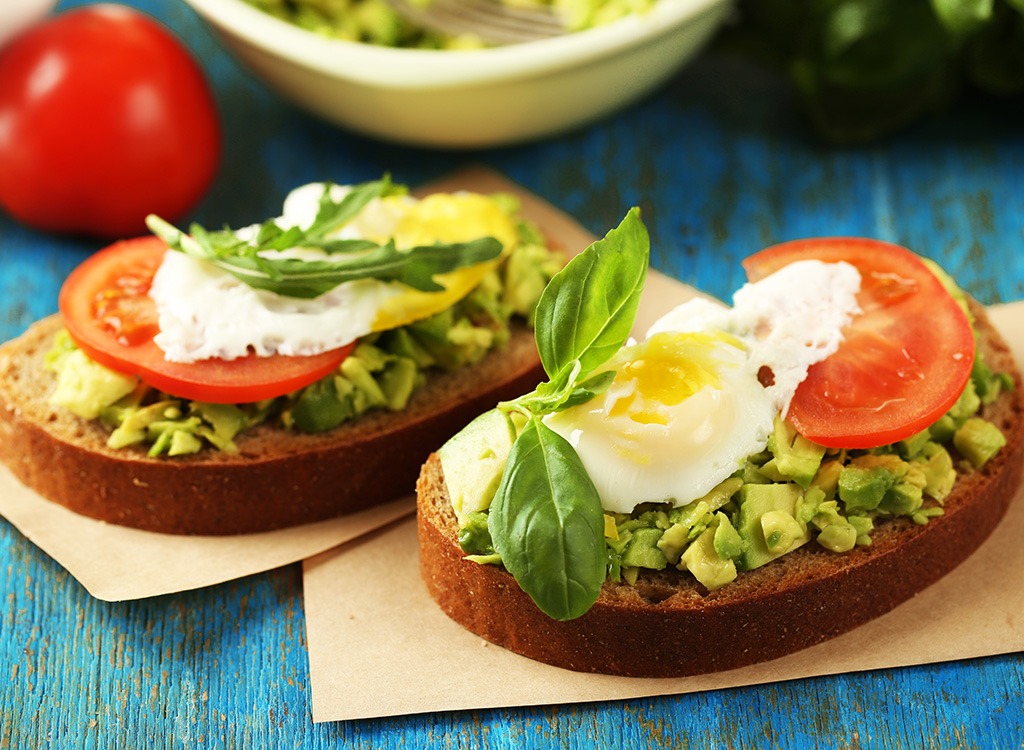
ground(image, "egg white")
xmin=148 ymin=183 xmax=517 ymax=363
xmin=546 ymin=259 xmax=862 ymax=514
xmin=545 ymin=332 xmax=777 ymax=514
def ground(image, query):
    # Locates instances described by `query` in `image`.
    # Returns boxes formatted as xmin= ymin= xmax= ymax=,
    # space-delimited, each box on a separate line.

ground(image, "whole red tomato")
xmin=0 ymin=4 xmax=221 ymax=238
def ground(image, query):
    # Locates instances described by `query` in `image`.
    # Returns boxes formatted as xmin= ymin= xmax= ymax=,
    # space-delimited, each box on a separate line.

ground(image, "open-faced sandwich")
xmin=417 ymin=209 xmax=1024 ymax=677
xmin=0 ymin=176 xmax=562 ymax=535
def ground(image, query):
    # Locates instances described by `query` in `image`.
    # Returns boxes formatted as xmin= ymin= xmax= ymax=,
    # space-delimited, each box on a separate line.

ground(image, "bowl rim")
xmin=183 ymin=0 xmax=732 ymax=89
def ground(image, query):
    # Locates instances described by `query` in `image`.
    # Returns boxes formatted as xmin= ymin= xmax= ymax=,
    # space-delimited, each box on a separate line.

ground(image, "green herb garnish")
xmin=488 ymin=208 xmax=649 ymax=620
xmin=145 ymin=177 xmax=504 ymax=300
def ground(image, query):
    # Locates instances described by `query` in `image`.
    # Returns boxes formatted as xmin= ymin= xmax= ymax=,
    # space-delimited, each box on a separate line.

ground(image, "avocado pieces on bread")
xmin=0 ymin=315 xmax=544 ymax=535
xmin=417 ymin=297 xmax=1024 ymax=678
xmin=416 ymin=218 xmax=1024 ymax=677
xmin=0 ymin=180 xmax=559 ymax=535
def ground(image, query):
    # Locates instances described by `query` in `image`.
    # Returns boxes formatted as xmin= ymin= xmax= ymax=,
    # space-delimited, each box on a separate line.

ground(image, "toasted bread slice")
xmin=416 ymin=300 xmax=1024 ymax=677
xmin=0 ymin=315 xmax=543 ymax=535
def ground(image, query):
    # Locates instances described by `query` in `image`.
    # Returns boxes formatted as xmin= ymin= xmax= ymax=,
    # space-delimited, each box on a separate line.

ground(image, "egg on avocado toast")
xmin=0 ymin=176 xmax=562 ymax=534
xmin=417 ymin=211 xmax=1023 ymax=677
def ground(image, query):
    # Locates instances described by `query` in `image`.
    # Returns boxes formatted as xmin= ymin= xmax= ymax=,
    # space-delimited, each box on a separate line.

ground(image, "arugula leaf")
xmin=487 ymin=417 xmax=607 ymax=621
xmin=533 ymin=207 xmax=648 ymax=385
xmin=305 ymin=175 xmax=403 ymax=239
xmin=146 ymin=176 xmax=503 ymax=299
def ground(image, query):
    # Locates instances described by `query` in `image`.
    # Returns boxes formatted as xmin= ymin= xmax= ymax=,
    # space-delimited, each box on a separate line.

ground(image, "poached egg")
xmin=545 ymin=259 xmax=862 ymax=514
xmin=148 ymin=183 xmax=517 ymax=363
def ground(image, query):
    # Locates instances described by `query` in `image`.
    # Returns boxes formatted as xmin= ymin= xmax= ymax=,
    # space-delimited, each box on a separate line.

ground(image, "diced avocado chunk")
xmin=657 ymin=497 xmax=718 ymax=564
xmin=620 ymin=527 xmax=668 ymax=570
xmin=948 ymin=379 xmax=981 ymax=423
xmin=917 ymin=442 xmax=956 ymax=501
xmin=107 ymin=400 xmax=180 ymax=449
xmin=168 ymin=429 xmax=203 ymax=457
xmin=760 ymin=417 xmax=825 ymax=488
xmin=351 ymin=0 xmax=404 ymax=46
xmin=972 ymin=355 xmax=1015 ymax=406
xmin=657 ymin=521 xmax=692 ymax=565
xmin=760 ymin=510 xmax=804 ymax=555
xmin=735 ymin=483 xmax=810 ymax=571
xmin=49 ymin=349 xmax=138 ymax=419
xmin=377 ymin=358 xmax=418 ymax=411
xmin=681 ymin=525 xmax=737 ymax=590
xmin=898 ymin=428 xmax=933 ymax=459
xmin=809 ymin=459 xmax=843 ymax=500
xmin=929 ymin=414 xmax=958 ymax=444
xmin=838 ymin=464 xmax=897 ymax=513
xmin=340 ymin=356 xmax=388 ymax=408
xmin=383 ymin=328 xmax=436 ymax=368
xmin=439 ymin=409 xmax=524 ymax=521
xmin=290 ymin=377 xmax=354 ymax=433
xmin=954 ymin=418 xmax=1006 ymax=469
xmin=458 ymin=511 xmax=495 ymax=556
xmin=817 ymin=519 xmax=858 ymax=552
xmin=712 ymin=512 xmax=745 ymax=560
xmin=697 ymin=477 xmax=743 ymax=513
xmin=879 ymin=481 xmax=924 ymax=516
xmin=193 ymin=402 xmax=249 ymax=451
xmin=809 ymin=500 xmax=866 ymax=552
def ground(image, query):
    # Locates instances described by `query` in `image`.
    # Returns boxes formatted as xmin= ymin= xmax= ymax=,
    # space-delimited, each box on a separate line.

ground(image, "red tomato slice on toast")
xmin=58 ymin=237 xmax=353 ymax=404
xmin=743 ymin=237 xmax=975 ymax=449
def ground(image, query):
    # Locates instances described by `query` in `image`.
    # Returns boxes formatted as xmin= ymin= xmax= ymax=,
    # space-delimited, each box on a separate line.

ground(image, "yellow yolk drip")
xmin=606 ymin=332 xmax=743 ymax=426
xmin=370 ymin=193 xmax=519 ymax=331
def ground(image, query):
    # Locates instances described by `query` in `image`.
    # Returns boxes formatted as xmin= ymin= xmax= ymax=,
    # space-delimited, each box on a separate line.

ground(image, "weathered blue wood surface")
xmin=2 ymin=1 xmax=1023 ymax=747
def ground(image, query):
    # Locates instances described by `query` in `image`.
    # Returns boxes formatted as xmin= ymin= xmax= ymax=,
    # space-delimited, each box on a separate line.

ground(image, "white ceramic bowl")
xmin=183 ymin=0 xmax=733 ymax=148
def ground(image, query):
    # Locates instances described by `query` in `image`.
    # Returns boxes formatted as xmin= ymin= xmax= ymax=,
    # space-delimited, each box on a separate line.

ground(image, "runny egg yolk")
xmin=370 ymin=193 xmax=519 ymax=331
xmin=149 ymin=188 xmax=523 ymax=364
xmin=545 ymin=331 xmax=777 ymax=514
xmin=608 ymin=332 xmax=733 ymax=424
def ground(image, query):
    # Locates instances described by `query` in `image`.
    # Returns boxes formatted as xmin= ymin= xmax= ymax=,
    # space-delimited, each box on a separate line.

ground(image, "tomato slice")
xmin=58 ymin=237 xmax=353 ymax=404
xmin=743 ymin=238 xmax=975 ymax=449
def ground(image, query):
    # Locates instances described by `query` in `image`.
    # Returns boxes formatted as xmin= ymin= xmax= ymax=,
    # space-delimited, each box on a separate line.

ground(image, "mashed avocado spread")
xmin=445 ymin=259 xmax=1014 ymax=594
xmin=244 ymin=0 xmax=656 ymax=48
xmin=455 ymin=350 xmax=1012 ymax=590
xmin=47 ymin=194 xmax=561 ymax=458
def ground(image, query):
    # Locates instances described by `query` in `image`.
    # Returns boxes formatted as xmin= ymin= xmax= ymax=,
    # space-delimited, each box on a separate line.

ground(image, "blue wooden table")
xmin=2 ymin=1 xmax=1023 ymax=746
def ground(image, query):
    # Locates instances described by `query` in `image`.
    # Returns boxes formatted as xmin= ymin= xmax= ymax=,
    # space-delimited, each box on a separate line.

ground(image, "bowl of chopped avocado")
xmin=183 ymin=0 xmax=733 ymax=147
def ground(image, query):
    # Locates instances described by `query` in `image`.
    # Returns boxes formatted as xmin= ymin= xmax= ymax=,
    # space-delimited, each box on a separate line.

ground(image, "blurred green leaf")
xmin=723 ymin=0 xmax=1022 ymax=143
xmin=930 ymin=0 xmax=994 ymax=35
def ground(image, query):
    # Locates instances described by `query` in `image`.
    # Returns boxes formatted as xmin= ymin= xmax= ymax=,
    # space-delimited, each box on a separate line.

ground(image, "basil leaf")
xmin=533 ymin=207 xmax=648 ymax=383
xmin=488 ymin=417 xmax=606 ymax=621
xmin=500 ymin=367 xmax=616 ymax=416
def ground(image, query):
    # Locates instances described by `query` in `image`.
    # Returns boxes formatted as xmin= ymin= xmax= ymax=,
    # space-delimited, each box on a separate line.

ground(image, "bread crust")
xmin=0 ymin=315 xmax=543 ymax=535
xmin=417 ymin=300 xmax=1024 ymax=677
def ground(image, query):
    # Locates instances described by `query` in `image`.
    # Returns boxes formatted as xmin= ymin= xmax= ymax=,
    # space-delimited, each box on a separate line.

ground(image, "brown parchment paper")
xmin=0 ymin=463 xmax=413 ymax=601
xmin=0 ymin=168 xmax=539 ymax=602
xmin=301 ymin=169 xmax=1024 ymax=723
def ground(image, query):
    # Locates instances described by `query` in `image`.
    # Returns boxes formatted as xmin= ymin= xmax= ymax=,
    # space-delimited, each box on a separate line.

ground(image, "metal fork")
xmin=386 ymin=0 xmax=565 ymax=45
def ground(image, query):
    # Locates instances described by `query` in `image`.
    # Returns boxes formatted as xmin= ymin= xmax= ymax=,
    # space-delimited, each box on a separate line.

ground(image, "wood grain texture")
xmin=1 ymin=0 xmax=1023 ymax=746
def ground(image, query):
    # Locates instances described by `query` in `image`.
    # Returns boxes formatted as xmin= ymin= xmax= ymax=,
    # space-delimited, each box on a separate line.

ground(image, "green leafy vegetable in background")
xmin=721 ymin=0 xmax=1024 ymax=143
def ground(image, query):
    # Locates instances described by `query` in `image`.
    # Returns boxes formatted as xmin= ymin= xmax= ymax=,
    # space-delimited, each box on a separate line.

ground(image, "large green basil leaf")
xmin=533 ymin=207 xmax=648 ymax=384
xmin=487 ymin=417 xmax=606 ymax=621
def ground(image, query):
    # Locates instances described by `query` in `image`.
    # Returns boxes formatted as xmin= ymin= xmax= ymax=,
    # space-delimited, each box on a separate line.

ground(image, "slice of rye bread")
xmin=0 ymin=314 xmax=543 ymax=535
xmin=417 ymin=299 xmax=1024 ymax=678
